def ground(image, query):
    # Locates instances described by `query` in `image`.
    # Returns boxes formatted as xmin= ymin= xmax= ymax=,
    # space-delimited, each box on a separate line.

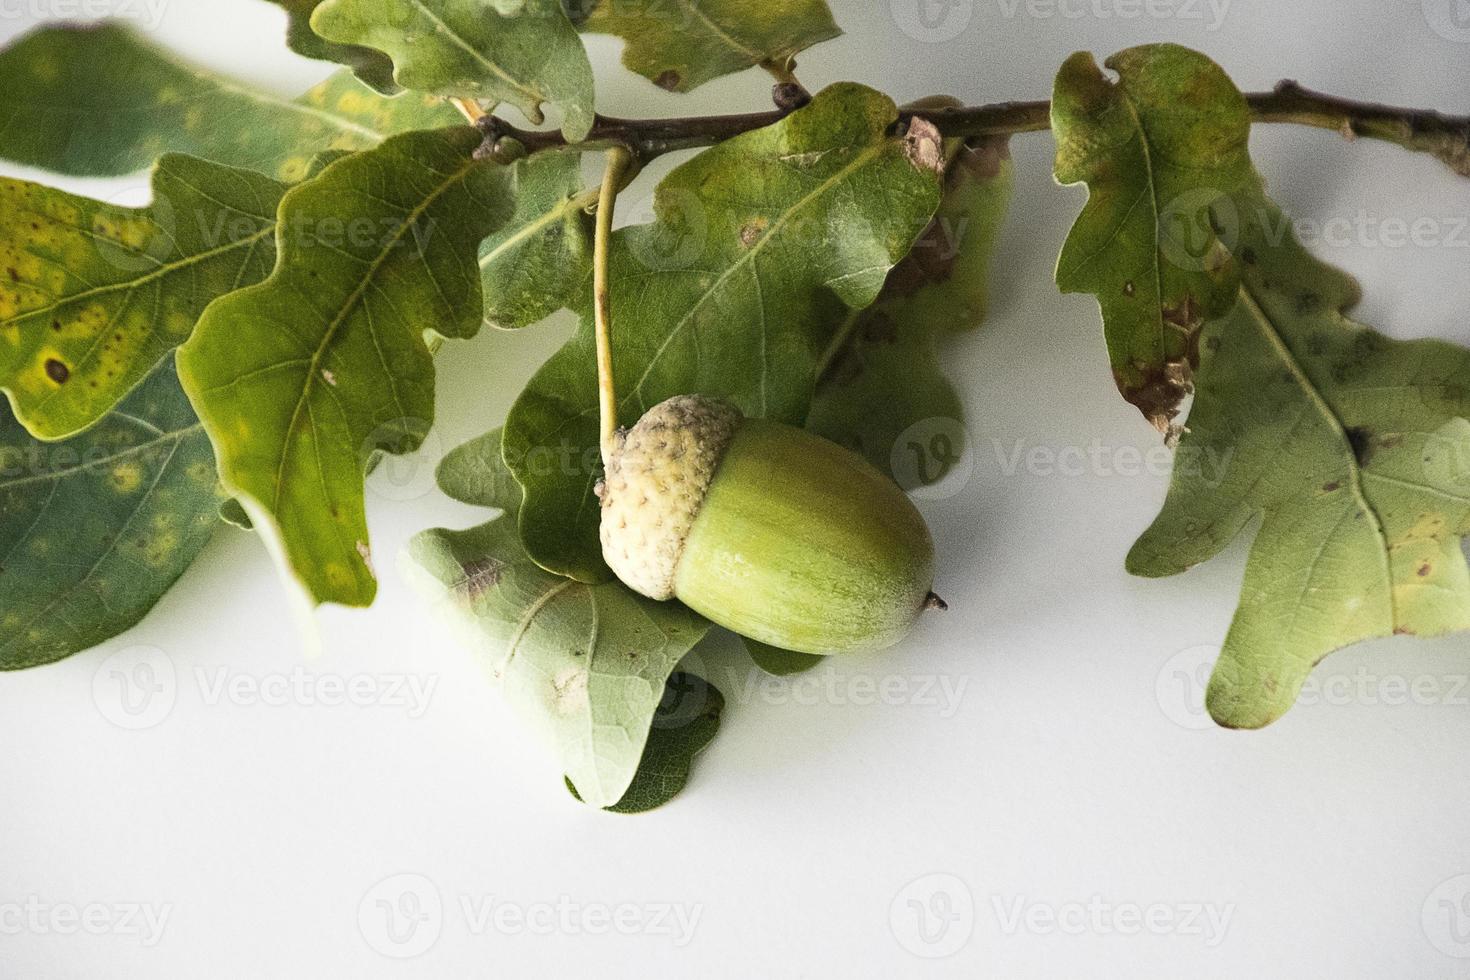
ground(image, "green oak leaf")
xmin=311 ymin=0 xmax=595 ymax=141
xmin=178 ymin=127 xmax=516 ymax=608
xmin=504 ymin=82 xmax=946 ymax=581
xmin=1129 ymin=196 xmax=1470 ymax=729
xmin=744 ymin=639 xmax=822 ymax=676
xmin=0 ymin=23 xmax=458 ymax=180
xmin=573 ymin=0 xmax=840 ymax=92
xmin=478 ymin=149 xmax=594 ymax=330
xmin=266 ymin=0 xmax=399 ymax=93
xmin=566 ymin=672 xmax=725 ymax=813
xmin=1053 ymin=44 xmax=1256 ymax=433
xmin=407 ymin=427 xmax=712 ymax=809
xmin=0 ymin=355 xmax=222 ymax=668
xmin=0 ymin=156 xmax=286 ymax=440
xmin=809 ymin=133 xmax=1013 ymax=485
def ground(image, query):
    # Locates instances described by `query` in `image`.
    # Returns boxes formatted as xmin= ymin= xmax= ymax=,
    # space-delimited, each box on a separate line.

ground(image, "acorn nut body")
xmin=599 ymin=394 xmax=938 ymax=654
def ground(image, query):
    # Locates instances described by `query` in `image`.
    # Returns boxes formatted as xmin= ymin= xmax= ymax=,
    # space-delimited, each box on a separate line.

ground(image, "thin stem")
xmin=1247 ymin=80 xmax=1470 ymax=176
xmin=594 ymin=145 xmax=635 ymax=466
xmin=477 ymin=86 xmax=1470 ymax=175
xmin=450 ymin=97 xmax=487 ymax=124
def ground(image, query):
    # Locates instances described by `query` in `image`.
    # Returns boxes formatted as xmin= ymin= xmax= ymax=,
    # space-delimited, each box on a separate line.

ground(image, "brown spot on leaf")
xmin=5 ymin=268 xmax=17 ymax=282
xmin=738 ymin=218 xmax=767 ymax=247
xmin=44 ymin=359 xmax=69 ymax=384
xmin=458 ymin=556 xmax=505 ymax=601
xmin=1162 ymin=295 xmax=1203 ymax=335
xmin=901 ymin=116 xmax=945 ymax=177
xmin=1321 ymin=481 xmax=1341 ymax=492
xmin=1418 ymin=563 xmax=1432 ymax=577
xmin=654 ymin=70 xmax=681 ymax=91
xmin=1345 ymin=426 xmax=1373 ymax=466
xmin=1123 ymin=281 xmax=1136 ymax=297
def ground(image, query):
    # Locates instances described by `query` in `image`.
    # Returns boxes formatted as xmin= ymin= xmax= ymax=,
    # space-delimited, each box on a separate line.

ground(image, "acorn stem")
xmin=593 ymin=145 xmax=635 ymax=466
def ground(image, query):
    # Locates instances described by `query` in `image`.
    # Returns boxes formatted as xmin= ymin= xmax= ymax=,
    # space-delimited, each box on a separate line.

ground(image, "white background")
xmin=2 ymin=0 xmax=1470 ymax=976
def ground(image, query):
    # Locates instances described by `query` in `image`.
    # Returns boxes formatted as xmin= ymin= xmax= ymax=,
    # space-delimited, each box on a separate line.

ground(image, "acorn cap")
xmin=599 ymin=395 xmax=743 ymax=600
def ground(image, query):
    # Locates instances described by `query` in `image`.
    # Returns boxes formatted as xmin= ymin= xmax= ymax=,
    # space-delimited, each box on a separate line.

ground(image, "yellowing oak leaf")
xmin=0 ymin=157 xmax=286 ymax=440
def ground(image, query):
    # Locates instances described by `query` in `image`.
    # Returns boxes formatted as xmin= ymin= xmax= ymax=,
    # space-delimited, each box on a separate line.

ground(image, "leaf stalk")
xmin=594 ymin=145 xmax=635 ymax=466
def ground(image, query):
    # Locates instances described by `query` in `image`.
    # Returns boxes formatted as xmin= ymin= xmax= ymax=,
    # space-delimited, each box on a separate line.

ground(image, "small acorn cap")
xmin=599 ymin=394 xmax=743 ymax=600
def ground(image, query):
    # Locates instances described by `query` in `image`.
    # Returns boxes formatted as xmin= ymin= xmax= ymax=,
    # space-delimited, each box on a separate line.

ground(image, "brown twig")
xmin=475 ymin=86 xmax=1470 ymax=175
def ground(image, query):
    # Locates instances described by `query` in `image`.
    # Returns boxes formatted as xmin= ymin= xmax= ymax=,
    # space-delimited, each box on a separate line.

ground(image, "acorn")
xmin=598 ymin=395 xmax=942 ymax=654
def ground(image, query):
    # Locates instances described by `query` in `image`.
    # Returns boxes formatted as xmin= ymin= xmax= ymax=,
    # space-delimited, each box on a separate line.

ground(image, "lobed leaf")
xmin=407 ymin=428 xmax=712 ymax=809
xmin=574 ymin=0 xmax=840 ymax=93
xmin=0 ymin=23 xmax=458 ymax=179
xmin=809 ymin=132 xmax=1013 ymax=484
xmin=1052 ymin=44 xmax=1256 ymax=432
xmin=503 ymin=83 xmax=946 ymax=581
xmin=178 ymin=127 xmax=517 ymax=608
xmin=0 ymin=355 xmax=222 ymax=668
xmin=477 ymin=149 xmax=594 ymax=330
xmin=566 ymin=672 xmax=725 ymax=813
xmin=0 ymin=156 xmax=287 ymax=440
xmin=265 ymin=0 xmax=399 ymax=93
xmin=1130 ymin=195 xmax=1470 ymax=729
xmin=311 ymin=0 xmax=596 ymax=140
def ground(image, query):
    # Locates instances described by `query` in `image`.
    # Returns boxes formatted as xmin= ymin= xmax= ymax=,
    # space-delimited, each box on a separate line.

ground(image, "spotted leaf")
xmin=0 ymin=355 xmax=222 ymax=668
xmin=1130 ymin=196 xmax=1470 ymax=729
xmin=0 ymin=156 xmax=286 ymax=440
xmin=1053 ymin=44 xmax=1259 ymax=432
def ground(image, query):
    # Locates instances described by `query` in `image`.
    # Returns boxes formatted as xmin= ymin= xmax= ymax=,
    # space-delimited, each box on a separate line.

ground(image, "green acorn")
xmin=598 ymin=394 xmax=942 ymax=654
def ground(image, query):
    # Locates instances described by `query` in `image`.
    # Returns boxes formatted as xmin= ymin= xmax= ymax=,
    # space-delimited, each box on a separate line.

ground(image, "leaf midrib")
xmin=268 ymin=155 xmax=481 ymax=513
xmin=1238 ymin=284 xmax=1398 ymax=630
